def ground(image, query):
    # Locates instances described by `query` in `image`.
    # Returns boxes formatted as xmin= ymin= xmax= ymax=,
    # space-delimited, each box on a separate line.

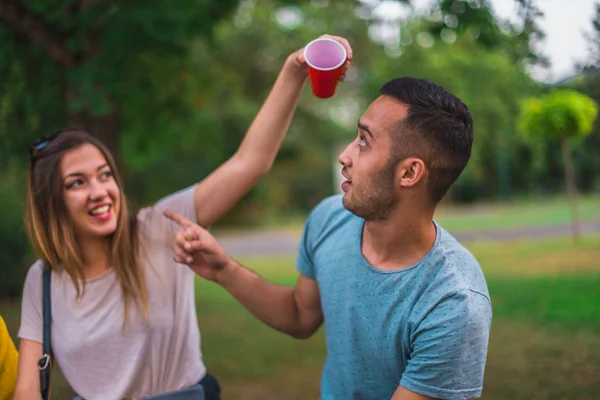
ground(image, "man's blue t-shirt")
xmin=296 ymin=195 xmax=492 ymax=400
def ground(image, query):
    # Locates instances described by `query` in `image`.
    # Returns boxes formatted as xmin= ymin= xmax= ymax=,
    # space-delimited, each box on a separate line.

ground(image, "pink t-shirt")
xmin=18 ymin=186 xmax=206 ymax=399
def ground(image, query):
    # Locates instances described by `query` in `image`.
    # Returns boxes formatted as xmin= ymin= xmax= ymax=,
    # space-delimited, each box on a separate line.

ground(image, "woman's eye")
xmin=66 ymin=179 xmax=83 ymax=189
xmin=100 ymin=170 xmax=113 ymax=180
xmin=358 ymin=136 xmax=367 ymax=148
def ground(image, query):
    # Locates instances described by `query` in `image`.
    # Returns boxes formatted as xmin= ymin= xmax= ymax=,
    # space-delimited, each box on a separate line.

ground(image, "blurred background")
xmin=1 ymin=0 xmax=599 ymax=398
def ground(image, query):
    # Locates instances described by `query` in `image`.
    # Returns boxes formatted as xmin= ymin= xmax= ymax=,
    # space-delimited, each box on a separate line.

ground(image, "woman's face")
xmin=60 ymin=144 xmax=121 ymax=240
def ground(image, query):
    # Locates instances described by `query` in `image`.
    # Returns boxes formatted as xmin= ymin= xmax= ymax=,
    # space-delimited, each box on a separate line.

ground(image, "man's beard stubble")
xmin=342 ymin=163 xmax=398 ymax=221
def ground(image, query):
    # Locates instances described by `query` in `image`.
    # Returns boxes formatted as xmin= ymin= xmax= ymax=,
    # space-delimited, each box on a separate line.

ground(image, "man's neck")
xmin=362 ymin=205 xmax=437 ymax=271
xmin=78 ymin=237 xmax=112 ymax=279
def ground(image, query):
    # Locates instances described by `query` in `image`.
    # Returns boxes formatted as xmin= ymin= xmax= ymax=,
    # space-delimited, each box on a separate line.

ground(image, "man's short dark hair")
xmin=380 ymin=77 xmax=473 ymax=204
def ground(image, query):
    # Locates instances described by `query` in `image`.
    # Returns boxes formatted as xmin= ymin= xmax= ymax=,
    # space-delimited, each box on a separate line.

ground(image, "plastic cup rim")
xmin=303 ymin=38 xmax=347 ymax=71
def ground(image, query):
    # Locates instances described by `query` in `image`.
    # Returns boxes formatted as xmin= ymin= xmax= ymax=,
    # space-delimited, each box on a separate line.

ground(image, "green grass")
xmin=2 ymin=235 xmax=600 ymax=399
xmin=434 ymin=193 xmax=600 ymax=233
xmin=488 ymin=273 xmax=600 ymax=328
xmin=214 ymin=193 xmax=600 ymax=237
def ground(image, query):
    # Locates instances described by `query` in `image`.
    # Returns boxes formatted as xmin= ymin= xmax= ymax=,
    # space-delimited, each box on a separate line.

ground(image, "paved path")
xmin=214 ymin=221 xmax=600 ymax=258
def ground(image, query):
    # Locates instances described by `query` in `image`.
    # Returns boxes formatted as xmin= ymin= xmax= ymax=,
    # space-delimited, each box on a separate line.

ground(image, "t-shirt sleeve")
xmin=296 ymin=215 xmax=316 ymax=279
xmin=17 ymin=261 xmax=45 ymax=344
xmin=295 ymin=195 xmax=343 ymax=280
xmin=400 ymin=290 xmax=492 ymax=400
xmin=137 ymin=185 xmax=198 ymax=244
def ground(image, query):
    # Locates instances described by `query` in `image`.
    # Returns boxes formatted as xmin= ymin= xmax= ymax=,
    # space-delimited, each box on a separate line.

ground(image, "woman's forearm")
xmin=232 ymin=55 xmax=308 ymax=173
xmin=192 ymin=55 xmax=308 ymax=227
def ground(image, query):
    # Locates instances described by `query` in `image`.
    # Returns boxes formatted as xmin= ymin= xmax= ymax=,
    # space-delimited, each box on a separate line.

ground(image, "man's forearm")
xmin=216 ymin=261 xmax=310 ymax=338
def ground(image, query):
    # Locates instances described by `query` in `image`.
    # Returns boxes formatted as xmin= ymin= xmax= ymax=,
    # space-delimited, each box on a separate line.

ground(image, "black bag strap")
xmin=38 ymin=266 xmax=52 ymax=400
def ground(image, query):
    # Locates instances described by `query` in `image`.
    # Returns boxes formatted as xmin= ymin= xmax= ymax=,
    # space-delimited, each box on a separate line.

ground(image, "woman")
xmin=13 ymin=36 xmax=352 ymax=400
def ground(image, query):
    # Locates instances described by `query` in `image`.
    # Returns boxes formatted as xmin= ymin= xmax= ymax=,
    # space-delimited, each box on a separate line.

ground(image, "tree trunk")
xmin=68 ymin=106 xmax=121 ymax=167
xmin=560 ymin=137 xmax=581 ymax=241
xmin=65 ymin=80 xmax=121 ymax=166
xmin=1 ymin=0 xmax=121 ymax=165
xmin=496 ymin=130 xmax=511 ymax=201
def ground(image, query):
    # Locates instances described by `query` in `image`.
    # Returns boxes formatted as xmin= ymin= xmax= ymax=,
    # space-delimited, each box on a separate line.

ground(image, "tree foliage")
xmin=518 ymin=90 xmax=598 ymax=141
xmin=517 ymin=89 xmax=598 ymax=240
xmin=6 ymin=0 xmax=598 ymax=297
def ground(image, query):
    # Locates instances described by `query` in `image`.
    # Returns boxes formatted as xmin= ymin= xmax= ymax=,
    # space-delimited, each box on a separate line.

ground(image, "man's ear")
xmin=396 ymin=157 xmax=426 ymax=188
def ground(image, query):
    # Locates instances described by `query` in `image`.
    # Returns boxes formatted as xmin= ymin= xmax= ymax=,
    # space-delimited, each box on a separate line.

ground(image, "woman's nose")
xmin=88 ymin=180 xmax=107 ymax=200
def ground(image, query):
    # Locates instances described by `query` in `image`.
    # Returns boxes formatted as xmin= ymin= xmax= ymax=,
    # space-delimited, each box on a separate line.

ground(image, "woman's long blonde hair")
xmin=25 ymin=130 xmax=149 ymax=327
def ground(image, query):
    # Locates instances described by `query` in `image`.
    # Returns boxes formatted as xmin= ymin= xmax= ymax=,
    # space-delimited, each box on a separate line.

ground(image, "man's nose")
xmin=337 ymin=142 xmax=353 ymax=167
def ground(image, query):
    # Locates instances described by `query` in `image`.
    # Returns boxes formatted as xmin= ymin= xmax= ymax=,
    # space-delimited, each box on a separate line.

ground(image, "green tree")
xmin=0 ymin=0 xmax=240 ymax=161
xmin=574 ymin=1 xmax=600 ymax=192
xmin=365 ymin=22 xmax=539 ymax=202
xmin=184 ymin=0 xmax=372 ymax=221
xmin=426 ymin=0 xmax=547 ymax=67
xmin=518 ymin=90 xmax=598 ymax=240
xmin=0 ymin=0 xmax=246 ymax=298
xmin=358 ymin=0 xmax=546 ymax=203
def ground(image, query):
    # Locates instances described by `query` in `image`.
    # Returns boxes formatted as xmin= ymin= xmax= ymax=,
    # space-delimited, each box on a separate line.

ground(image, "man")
xmin=165 ymin=77 xmax=492 ymax=400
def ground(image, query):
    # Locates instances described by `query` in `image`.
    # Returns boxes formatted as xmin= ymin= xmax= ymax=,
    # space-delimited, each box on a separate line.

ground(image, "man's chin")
xmin=341 ymin=196 xmax=360 ymax=217
xmin=341 ymin=194 xmax=350 ymax=210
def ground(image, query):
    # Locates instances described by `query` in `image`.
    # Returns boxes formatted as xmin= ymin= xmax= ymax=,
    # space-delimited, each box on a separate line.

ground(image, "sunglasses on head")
xmin=28 ymin=130 xmax=63 ymax=162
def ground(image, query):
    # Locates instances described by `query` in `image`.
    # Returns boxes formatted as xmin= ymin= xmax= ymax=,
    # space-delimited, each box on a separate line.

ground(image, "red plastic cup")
xmin=303 ymin=38 xmax=347 ymax=99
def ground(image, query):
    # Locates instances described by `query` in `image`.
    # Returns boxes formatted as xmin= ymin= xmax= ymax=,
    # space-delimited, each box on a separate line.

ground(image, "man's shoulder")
xmin=431 ymin=223 xmax=490 ymax=300
xmin=437 ymin=227 xmax=480 ymax=265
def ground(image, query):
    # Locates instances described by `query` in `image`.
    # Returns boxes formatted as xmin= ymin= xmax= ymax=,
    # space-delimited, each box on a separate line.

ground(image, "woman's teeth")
xmin=90 ymin=205 xmax=110 ymax=216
